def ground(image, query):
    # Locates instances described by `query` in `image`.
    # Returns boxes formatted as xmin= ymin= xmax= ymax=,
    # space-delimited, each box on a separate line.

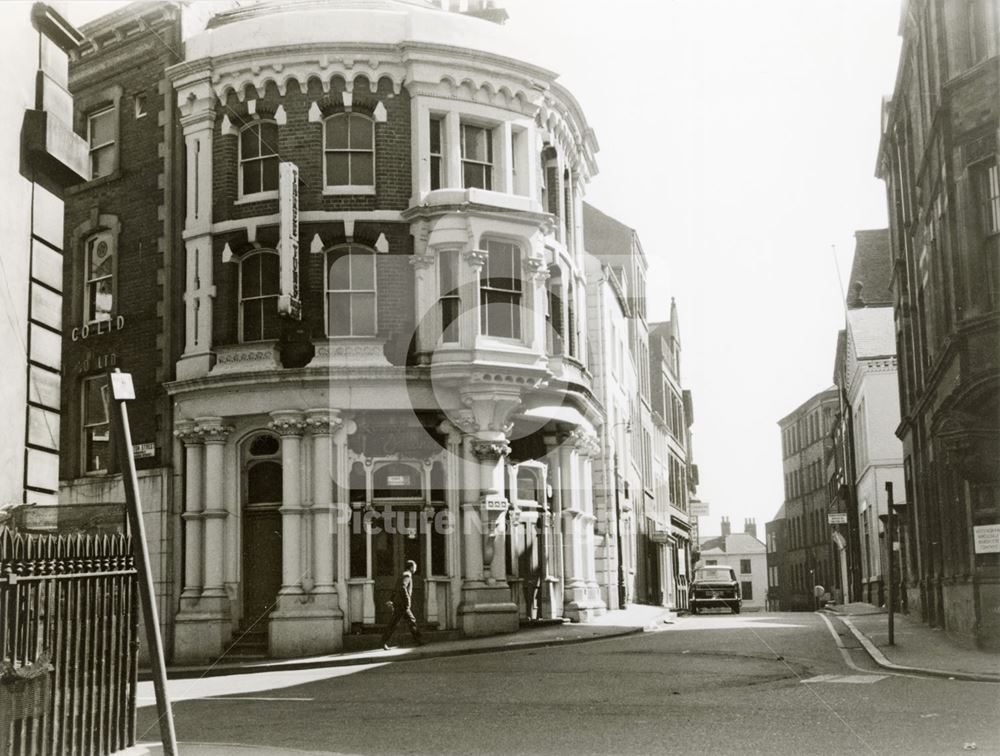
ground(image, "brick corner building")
xmin=875 ymin=0 xmax=1000 ymax=648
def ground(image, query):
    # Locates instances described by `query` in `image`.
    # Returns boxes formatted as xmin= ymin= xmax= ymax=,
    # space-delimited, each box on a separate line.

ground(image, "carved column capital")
xmin=175 ymin=420 xmax=202 ymax=445
xmin=409 ymin=253 xmax=436 ymax=270
xmin=303 ymin=408 xmax=342 ymax=436
xmin=268 ymin=410 xmax=307 ymax=437
xmin=186 ymin=417 xmax=233 ymax=444
xmin=522 ymin=256 xmax=550 ymax=282
xmin=463 ymin=248 xmax=489 ymax=272
xmin=472 ymin=440 xmax=511 ymax=461
xmin=568 ymin=428 xmax=602 ymax=458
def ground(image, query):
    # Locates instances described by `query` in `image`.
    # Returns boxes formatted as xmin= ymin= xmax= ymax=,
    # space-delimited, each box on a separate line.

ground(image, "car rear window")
xmin=694 ymin=567 xmax=735 ymax=581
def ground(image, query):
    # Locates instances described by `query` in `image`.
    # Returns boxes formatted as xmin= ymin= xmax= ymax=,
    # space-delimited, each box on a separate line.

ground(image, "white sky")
xmin=60 ymin=0 xmax=904 ymax=538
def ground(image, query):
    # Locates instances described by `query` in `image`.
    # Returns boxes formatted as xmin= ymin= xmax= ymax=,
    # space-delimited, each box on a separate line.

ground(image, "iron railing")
xmin=0 ymin=529 xmax=139 ymax=756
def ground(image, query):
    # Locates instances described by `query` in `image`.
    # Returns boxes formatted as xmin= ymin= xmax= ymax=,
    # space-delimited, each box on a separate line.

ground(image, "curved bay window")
xmin=84 ymin=231 xmax=114 ymax=323
xmin=239 ymin=122 xmax=279 ymax=197
xmin=240 ymin=250 xmax=280 ymax=342
xmin=324 ymin=113 xmax=374 ymax=190
xmin=480 ymin=239 xmax=522 ymax=339
xmin=327 ymin=245 xmax=376 ymax=337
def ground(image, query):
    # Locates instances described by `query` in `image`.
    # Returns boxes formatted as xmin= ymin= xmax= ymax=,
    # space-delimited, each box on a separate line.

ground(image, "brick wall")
xmin=60 ymin=10 xmax=181 ymax=480
xmin=213 ymin=76 xmax=412 ymax=220
xmin=209 ymin=77 xmax=415 ymax=361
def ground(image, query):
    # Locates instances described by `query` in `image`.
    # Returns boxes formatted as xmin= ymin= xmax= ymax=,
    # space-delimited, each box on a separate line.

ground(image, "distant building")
xmin=697 ymin=517 xmax=766 ymax=611
xmin=772 ymin=387 xmax=839 ymax=610
xmin=841 ymin=230 xmax=903 ymax=607
xmin=0 ymin=3 xmax=87 ymax=511
xmin=875 ymin=0 xmax=1000 ymax=648
xmin=765 ymin=507 xmax=786 ymax=611
xmin=650 ymin=310 xmax=695 ymax=611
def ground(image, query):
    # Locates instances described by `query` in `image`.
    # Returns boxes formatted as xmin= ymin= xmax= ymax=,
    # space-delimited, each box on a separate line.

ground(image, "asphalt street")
xmin=137 ymin=612 xmax=1000 ymax=755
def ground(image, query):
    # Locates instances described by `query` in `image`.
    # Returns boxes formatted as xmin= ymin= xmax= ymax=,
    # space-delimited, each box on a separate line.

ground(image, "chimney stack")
xmin=721 ymin=516 xmax=731 ymax=537
xmin=744 ymin=518 xmax=757 ymax=539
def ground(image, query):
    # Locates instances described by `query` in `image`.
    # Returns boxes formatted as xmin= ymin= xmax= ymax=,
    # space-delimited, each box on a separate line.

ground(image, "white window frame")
xmin=461 ymin=122 xmax=494 ymax=191
xmin=429 ymin=115 xmax=445 ymax=191
xmin=238 ymin=249 xmax=281 ymax=343
xmin=438 ymin=249 xmax=460 ymax=344
xmin=977 ymin=160 xmax=1000 ymax=236
xmin=478 ymin=238 xmax=522 ymax=341
xmin=87 ymin=105 xmax=116 ymax=180
xmin=238 ymin=121 xmax=280 ymax=200
xmin=81 ymin=375 xmax=110 ymax=475
xmin=323 ymin=113 xmax=376 ymax=195
xmin=84 ymin=231 xmax=114 ymax=324
xmin=325 ymin=244 xmax=378 ymax=338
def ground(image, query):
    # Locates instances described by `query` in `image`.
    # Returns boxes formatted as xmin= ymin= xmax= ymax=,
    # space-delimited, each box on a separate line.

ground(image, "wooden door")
xmin=243 ymin=457 xmax=282 ymax=627
xmin=242 ymin=508 xmax=282 ymax=625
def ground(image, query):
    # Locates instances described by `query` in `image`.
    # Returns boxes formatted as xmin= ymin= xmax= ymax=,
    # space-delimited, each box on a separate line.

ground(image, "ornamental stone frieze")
xmin=268 ymin=411 xmax=307 ymax=437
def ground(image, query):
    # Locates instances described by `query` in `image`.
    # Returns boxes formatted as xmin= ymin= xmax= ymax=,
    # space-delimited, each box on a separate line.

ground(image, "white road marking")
xmin=801 ymin=674 xmax=888 ymax=684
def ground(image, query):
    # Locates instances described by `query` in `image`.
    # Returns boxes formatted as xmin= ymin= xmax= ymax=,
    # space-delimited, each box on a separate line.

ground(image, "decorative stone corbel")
xmin=522 ymin=256 xmax=550 ymax=282
xmin=274 ymin=104 xmax=287 ymax=125
xmin=375 ymin=233 xmax=390 ymax=254
xmin=310 ymin=233 xmax=324 ymax=254
xmin=308 ymin=102 xmax=322 ymax=123
xmin=220 ymin=114 xmax=238 ymax=137
xmin=373 ymin=101 xmax=387 ymax=123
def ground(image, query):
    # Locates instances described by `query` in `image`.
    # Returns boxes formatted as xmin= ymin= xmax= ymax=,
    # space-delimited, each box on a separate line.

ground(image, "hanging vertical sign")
xmin=278 ymin=161 xmax=301 ymax=319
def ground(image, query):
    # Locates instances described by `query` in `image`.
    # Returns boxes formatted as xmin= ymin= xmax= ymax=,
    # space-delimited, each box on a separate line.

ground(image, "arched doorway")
xmin=242 ymin=433 xmax=282 ymax=628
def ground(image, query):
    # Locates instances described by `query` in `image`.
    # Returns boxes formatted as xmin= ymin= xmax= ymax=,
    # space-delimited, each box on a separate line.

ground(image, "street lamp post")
xmin=611 ymin=420 xmax=631 ymax=610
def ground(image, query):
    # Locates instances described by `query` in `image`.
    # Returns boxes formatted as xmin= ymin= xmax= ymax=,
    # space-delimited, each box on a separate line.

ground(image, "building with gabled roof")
xmin=696 ymin=517 xmax=766 ymax=611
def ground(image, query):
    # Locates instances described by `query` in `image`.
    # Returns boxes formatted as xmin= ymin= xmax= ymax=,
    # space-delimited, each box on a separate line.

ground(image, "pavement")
xmin=147 ymin=603 xmax=675 ymax=682
xmin=823 ymin=601 xmax=1000 ymax=683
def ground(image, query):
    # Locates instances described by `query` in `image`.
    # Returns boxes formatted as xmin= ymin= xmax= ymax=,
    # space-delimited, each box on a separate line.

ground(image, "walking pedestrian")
xmin=381 ymin=559 xmax=424 ymax=650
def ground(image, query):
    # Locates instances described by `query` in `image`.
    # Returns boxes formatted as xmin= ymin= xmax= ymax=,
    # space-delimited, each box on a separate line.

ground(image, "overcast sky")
xmin=60 ymin=0 xmax=904 ymax=538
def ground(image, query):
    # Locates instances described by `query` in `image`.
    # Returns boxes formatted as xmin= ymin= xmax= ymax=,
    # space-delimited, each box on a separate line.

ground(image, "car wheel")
xmin=691 ymin=605 xmax=699 ymax=615
xmin=732 ymin=603 xmax=740 ymax=615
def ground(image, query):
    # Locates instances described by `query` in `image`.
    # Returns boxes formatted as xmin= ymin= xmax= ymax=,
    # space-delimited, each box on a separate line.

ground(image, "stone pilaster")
xmin=175 ymin=422 xmax=203 ymax=605
xmin=175 ymin=74 xmax=216 ymax=380
xmin=172 ymin=416 xmax=234 ymax=664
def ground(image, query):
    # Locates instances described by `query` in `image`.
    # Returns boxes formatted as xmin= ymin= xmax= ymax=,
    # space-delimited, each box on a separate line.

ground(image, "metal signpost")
xmin=885 ymin=481 xmax=895 ymax=646
xmin=107 ymin=369 xmax=178 ymax=755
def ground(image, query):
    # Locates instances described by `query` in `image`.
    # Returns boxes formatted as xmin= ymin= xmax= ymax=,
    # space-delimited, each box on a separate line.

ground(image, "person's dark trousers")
xmin=381 ymin=606 xmax=422 ymax=646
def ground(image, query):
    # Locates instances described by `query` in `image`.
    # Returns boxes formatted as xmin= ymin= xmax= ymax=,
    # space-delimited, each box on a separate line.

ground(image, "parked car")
xmin=690 ymin=566 xmax=741 ymax=614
